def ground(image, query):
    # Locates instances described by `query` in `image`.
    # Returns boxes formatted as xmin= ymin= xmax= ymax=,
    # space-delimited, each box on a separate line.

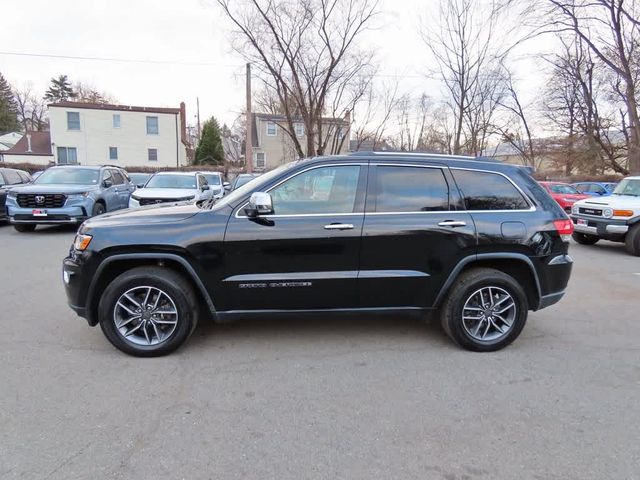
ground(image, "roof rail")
xmin=348 ymin=151 xmax=476 ymax=160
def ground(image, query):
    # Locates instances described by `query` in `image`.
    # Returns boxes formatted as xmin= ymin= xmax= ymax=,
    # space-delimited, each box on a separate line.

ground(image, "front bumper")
xmin=7 ymin=204 xmax=90 ymax=224
xmin=570 ymin=215 xmax=629 ymax=238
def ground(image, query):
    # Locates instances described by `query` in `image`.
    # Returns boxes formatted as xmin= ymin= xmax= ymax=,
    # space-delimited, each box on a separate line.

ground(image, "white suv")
xmin=570 ymin=176 xmax=640 ymax=255
xmin=129 ymin=172 xmax=213 ymax=208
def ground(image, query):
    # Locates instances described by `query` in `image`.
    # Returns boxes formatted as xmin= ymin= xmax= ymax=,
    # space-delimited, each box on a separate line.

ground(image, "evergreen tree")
xmin=195 ymin=116 xmax=225 ymax=165
xmin=0 ymin=72 xmax=20 ymax=133
xmin=43 ymin=75 xmax=76 ymax=103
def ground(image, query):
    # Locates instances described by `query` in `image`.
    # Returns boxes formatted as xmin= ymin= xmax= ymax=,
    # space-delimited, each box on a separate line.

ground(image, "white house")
xmin=48 ymin=101 xmax=189 ymax=168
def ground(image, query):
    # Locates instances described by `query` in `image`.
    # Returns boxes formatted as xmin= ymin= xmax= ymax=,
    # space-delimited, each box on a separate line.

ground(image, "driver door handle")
xmin=438 ymin=220 xmax=467 ymax=227
xmin=324 ymin=223 xmax=354 ymax=230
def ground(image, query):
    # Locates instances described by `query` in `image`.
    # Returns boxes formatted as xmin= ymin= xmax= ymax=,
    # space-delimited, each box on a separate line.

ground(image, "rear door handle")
xmin=324 ymin=223 xmax=354 ymax=230
xmin=438 ymin=220 xmax=467 ymax=227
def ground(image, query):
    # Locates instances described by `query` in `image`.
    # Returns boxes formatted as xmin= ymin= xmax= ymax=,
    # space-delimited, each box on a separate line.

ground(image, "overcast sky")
xmin=1 ymin=0 xmax=554 ymax=129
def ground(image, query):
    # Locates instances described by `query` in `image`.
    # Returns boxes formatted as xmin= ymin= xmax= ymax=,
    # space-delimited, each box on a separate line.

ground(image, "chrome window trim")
xmin=450 ymin=167 xmax=536 ymax=212
xmin=234 ymin=163 xmax=367 ymax=219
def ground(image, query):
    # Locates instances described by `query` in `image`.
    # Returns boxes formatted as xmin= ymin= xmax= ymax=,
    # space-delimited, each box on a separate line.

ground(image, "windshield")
xmin=234 ymin=175 xmax=258 ymax=189
xmin=202 ymin=173 xmax=222 ymax=185
xmin=34 ymin=168 xmax=101 ymax=185
xmin=549 ymin=184 xmax=579 ymax=194
xmin=145 ymin=174 xmax=198 ymax=189
xmin=613 ymin=178 xmax=640 ymax=196
xmin=213 ymin=162 xmax=298 ymax=208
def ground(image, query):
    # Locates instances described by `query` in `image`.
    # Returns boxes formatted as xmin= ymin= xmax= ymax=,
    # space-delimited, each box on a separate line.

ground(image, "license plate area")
xmin=32 ymin=209 xmax=48 ymax=217
xmin=577 ymin=218 xmax=587 ymax=226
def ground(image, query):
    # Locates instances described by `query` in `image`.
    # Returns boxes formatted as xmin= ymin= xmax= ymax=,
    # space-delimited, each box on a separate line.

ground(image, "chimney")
xmin=26 ymin=133 xmax=32 ymax=153
xmin=179 ymin=102 xmax=187 ymax=146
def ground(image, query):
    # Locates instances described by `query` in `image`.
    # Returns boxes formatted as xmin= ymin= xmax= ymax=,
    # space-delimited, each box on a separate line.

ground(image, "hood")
xmin=132 ymin=188 xmax=197 ymax=199
xmin=82 ymin=203 xmax=201 ymax=229
xmin=9 ymin=184 xmax=99 ymax=195
xmin=574 ymin=194 xmax=639 ymax=208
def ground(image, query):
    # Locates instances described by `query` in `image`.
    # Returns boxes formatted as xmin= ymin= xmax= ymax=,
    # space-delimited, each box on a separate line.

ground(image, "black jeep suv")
xmin=63 ymin=153 xmax=574 ymax=356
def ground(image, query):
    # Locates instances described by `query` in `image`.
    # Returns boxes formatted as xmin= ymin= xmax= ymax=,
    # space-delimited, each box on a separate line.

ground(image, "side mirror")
xmin=202 ymin=184 xmax=210 ymax=191
xmin=244 ymin=191 xmax=273 ymax=218
xmin=223 ymin=181 xmax=231 ymax=191
xmin=136 ymin=183 xmax=145 ymax=188
xmin=103 ymin=179 xmax=113 ymax=188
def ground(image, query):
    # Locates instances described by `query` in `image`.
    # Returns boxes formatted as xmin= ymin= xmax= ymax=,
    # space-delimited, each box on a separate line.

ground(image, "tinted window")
xmin=375 ymin=166 xmax=449 ymax=212
xmin=111 ymin=170 xmax=125 ymax=185
xmin=453 ymin=170 xmax=529 ymax=210
xmin=271 ymin=165 xmax=360 ymax=215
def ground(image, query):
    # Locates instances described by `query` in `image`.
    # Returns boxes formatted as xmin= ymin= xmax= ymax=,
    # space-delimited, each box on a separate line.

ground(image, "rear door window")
xmin=374 ymin=166 xmax=449 ymax=212
xmin=452 ymin=170 xmax=530 ymax=210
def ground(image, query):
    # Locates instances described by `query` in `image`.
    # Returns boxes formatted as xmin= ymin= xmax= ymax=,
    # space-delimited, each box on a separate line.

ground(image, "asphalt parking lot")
xmin=1 ymin=224 xmax=639 ymax=480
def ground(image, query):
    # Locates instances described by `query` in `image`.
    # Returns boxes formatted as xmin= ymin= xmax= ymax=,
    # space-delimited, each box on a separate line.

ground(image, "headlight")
xmin=7 ymin=190 xmax=17 ymax=199
xmin=131 ymin=194 xmax=141 ymax=201
xmin=563 ymin=198 xmax=575 ymax=203
xmin=572 ymin=204 xmax=579 ymax=214
xmin=68 ymin=192 xmax=90 ymax=200
xmin=603 ymin=208 xmax=613 ymax=218
xmin=73 ymin=234 xmax=93 ymax=251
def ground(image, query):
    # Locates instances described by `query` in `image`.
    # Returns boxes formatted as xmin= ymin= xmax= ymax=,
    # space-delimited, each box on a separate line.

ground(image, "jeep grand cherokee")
xmin=62 ymin=152 xmax=574 ymax=356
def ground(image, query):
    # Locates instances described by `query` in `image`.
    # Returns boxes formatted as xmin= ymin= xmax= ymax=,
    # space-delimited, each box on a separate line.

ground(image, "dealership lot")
xmin=1 ymin=224 xmax=639 ymax=479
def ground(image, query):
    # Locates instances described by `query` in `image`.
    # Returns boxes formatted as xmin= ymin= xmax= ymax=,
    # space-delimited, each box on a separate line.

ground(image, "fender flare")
xmin=432 ymin=253 xmax=542 ymax=309
xmin=86 ymin=253 xmax=216 ymax=324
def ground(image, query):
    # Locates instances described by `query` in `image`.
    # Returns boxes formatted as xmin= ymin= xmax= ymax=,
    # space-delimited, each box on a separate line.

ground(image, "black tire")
xmin=98 ymin=266 xmax=199 ymax=357
xmin=572 ymin=232 xmax=599 ymax=245
xmin=625 ymin=224 xmax=640 ymax=256
xmin=440 ymin=268 xmax=528 ymax=352
xmin=92 ymin=201 xmax=106 ymax=217
xmin=14 ymin=224 xmax=36 ymax=233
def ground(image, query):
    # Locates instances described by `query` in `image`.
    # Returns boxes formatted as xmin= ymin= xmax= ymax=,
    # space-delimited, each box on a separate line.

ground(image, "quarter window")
xmin=146 ymin=116 xmax=159 ymax=135
xmin=67 ymin=112 xmax=80 ymax=130
xmin=57 ymin=147 xmax=78 ymax=165
xmin=270 ymin=165 xmax=361 ymax=215
xmin=109 ymin=147 xmax=118 ymax=160
xmin=148 ymin=148 xmax=158 ymax=162
xmin=453 ymin=170 xmax=530 ymax=210
xmin=375 ymin=166 xmax=449 ymax=212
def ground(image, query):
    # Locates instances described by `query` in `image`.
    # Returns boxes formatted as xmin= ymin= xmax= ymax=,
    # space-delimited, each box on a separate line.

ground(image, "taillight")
xmin=554 ymin=219 xmax=574 ymax=241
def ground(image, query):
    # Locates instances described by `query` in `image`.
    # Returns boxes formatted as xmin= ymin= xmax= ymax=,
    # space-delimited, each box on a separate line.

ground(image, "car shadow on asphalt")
xmin=187 ymin=313 xmax=453 ymax=350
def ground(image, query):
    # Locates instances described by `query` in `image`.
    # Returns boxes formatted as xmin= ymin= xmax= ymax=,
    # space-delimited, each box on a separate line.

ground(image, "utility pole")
xmin=196 ymin=97 xmax=201 ymax=141
xmin=245 ymin=63 xmax=253 ymax=173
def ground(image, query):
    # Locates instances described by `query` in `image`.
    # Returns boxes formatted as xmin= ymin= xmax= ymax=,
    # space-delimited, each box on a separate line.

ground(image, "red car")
xmin=539 ymin=181 xmax=589 ymax=213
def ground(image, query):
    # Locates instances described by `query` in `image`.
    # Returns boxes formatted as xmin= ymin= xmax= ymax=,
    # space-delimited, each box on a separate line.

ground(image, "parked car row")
xmin=3 ymin=165 xmax=260 ymax=232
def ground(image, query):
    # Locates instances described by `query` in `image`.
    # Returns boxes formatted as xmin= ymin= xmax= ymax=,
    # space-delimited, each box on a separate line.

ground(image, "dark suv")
xmin=63 ymin=153 xmax=574 ymax=356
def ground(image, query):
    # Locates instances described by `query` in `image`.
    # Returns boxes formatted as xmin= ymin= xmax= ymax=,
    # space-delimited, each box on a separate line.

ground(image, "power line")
xmin=0 ymin=50 xmax=242 ymax=67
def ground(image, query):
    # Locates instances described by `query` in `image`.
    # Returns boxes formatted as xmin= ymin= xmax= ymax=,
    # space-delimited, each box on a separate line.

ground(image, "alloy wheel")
xmin=461 ymin=286 xmax=517 ymax=342
xmin=113 ymin=286 xmax=179 ymax=346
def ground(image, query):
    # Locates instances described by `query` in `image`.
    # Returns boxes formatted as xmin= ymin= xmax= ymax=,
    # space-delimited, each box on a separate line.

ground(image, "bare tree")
xmin=13 ymin=85 xmax=48 ymax=132
xmin=73 ymin=82 xmax=115 ymax=104
xmin=217 ymin=0 xmax=379 ymax=158
xmin=422 ymin=0 xmax=512 ymax=155
xmin=351 ymin=81 xmax=400 ymax=151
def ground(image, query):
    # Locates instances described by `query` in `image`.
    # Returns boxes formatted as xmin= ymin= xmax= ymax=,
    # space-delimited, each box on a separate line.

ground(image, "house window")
xmin=148 ymin=148 xmax=158 ymax=162
xmin=266 ymin=122 xmax=277 ymax=136
xmin=295 ymin=123 xmax=304 ymax=137
xmin=67 ymin=112 xmax=80 ymax=130
xmin=57 ymin=147 xmax=78 ymax=165
xmin=109 ymin=147 xmax=118 ymax=160
xmin=146 ymin=116 xmax=159 ymax=135
xmin=255 ymin=152 xmax=266 ymax=169
xmin=112 ymin=114 xmax=121 ymax=128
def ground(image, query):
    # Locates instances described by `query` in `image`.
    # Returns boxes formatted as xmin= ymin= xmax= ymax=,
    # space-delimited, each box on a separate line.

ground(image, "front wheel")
xmin=625 ymin=224 xmax=640 ymax=256
xmin=440 ymin=268 xmax=528 ymax=352
xmin=572 ymin=232 xmax=599 ymax=245
xmin=98 ymin=267 xmax=199 ymax=357
xmin=14 ymin=224 xmax=36 ymax=233
xmin=92 ymin=202 xmax=106 ymax=217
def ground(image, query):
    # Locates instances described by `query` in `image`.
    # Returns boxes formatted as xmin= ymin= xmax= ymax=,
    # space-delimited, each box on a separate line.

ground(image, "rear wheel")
xmin=440 ymin=268 xmax=528 ymax=352
xmin=572 ymin=232 xmax=599 ymax=245
xmin=625 ymin=224 xmax=640 ymax=256
xmin=98 ymin=267 xmax=199 ymax=357
xmin=14 ymin=224 xmax=36 ymax=233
